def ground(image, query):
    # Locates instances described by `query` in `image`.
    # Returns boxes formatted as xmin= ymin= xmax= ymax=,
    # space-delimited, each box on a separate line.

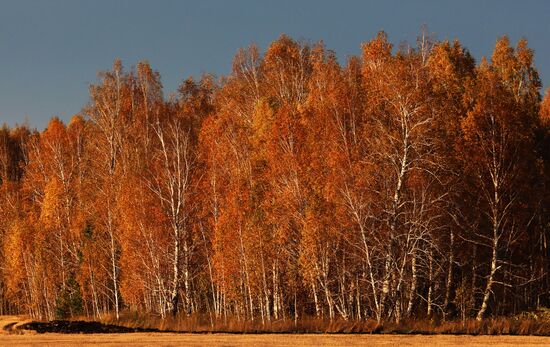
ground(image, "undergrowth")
xmin=78 ymin=311 xmax=550 ymax=335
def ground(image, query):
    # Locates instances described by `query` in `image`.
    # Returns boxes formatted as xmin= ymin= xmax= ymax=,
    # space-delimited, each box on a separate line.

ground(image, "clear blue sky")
xmin=1 ymin=0 xmax=549 ymax=130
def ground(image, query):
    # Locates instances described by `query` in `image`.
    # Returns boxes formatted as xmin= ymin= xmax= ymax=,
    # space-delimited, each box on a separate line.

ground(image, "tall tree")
xmin=459 ymin=37 xmax=541 ymax=319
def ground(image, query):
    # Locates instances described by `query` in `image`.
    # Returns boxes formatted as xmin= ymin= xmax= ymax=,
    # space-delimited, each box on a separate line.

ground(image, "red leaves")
xmin=0 ymin=33 xmax=548 ymax=321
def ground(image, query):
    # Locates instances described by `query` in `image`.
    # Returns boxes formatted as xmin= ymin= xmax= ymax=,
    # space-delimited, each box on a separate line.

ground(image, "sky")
xmin=1 ymin=0 xmax=549 ymax=130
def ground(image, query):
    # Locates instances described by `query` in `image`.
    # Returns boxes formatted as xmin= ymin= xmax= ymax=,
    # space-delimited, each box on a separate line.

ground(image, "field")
xmin=2 ymin=333 xmax=550 ymax=346
xmin=3 ymin=316 xmax=550 ymax=346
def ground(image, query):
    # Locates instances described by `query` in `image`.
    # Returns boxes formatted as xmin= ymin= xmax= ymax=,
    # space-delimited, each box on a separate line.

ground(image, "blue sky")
xmin=1 ymin=0 xmax=549 ymax=130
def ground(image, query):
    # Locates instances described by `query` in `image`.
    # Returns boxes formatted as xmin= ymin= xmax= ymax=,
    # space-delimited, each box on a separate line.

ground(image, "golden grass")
xmin=91 ymin=312 xmax=550 ymax=335
xmin=3 ymin=333 xmax=550 ymax=346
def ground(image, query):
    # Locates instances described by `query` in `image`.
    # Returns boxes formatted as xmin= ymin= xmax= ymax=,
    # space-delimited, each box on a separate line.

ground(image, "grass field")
xmin=3 ymin=315 xmax=550 ymax=346
xmin=2 ymin=333 xmax=550 ymax=346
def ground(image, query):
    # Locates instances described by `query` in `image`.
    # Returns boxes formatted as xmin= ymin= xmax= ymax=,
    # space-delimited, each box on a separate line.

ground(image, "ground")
xmin=4 ymin=333 xmax=550 ymax=346
xmin=2 ymin=316 xmax=550 ymax=346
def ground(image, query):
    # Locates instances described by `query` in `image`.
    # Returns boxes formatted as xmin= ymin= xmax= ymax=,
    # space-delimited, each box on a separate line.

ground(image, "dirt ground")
xmin=2 ymin=333 xmax=550 ymax=346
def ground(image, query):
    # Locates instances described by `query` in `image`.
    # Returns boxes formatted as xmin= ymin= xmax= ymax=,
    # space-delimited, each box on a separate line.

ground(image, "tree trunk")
xmin=406 ymin=253 xmax=417 ymax=317
xmin=477 ymin=233 xmax=498 ymax=320
xmin=444 ymin=229 xmax=454 ymax=320
xmin=169 ymin=229 xmax=180 ymax=316
xmin=108 ymin=213 xmax=119 ymax=320
xmin=427 ymin=249 xmax=433 ymax=317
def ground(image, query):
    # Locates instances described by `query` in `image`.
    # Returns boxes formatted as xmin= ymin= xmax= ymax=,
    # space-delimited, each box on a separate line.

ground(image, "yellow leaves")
xmin=113 ymin=58 xmax=122 ymax=74
xmin=491 ymin=36 xmax=515 ymax=74
xmin=68 ymin=114 xmax=86 ymax=132
xmin=3 ymin=218 xmax=33 ymax=303
xmin=43 ymin=117 xmax=69 ymax=146
xmin=362 ymin=31 xmax=392 ymax=62
xmin=490 ymin=36 xmax=541 ymax=103
xmin=515 ymin=39 xmax=535 ymax=71
xmin=232 ymin=45 xmax=262 ymax=87
xmin=264 ymin=34 xmax=302 ymax=70
xmin=251 ymin=98 xmax=274 ymax=148
xmin=299 ymin=217 xmax=320 ymax=282
xmin=263 ymin=35 xmax=312 ymax=104
xmin=540 ymin=88 xmax=550 ymax=127
xmin=39 ymin=178 xmax=63 ymax=229
xmin=428 ymin=40 xmax=475 ymax=96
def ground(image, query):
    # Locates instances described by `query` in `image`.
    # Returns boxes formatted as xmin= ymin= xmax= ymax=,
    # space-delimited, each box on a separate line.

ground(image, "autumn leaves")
xmin=0 ymin=32 xmax=549 ymax=323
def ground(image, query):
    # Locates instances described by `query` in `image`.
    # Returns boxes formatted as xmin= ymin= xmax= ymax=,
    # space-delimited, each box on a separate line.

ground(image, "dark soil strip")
xmin=15 ymin=319 xmax=550 ymax=336
xmin=3 ymin=322 xmax=16 ymax=332
xmin=19 ymin=320 xmax=164 ymax=334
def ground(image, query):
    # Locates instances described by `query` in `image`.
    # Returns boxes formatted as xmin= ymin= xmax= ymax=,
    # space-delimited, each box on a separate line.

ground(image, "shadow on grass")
xmin=18 ymin=320 xmax=164 ymax=334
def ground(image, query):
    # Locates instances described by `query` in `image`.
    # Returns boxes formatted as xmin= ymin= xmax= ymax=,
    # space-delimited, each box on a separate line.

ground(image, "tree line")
xmin=1 ymin=31 xmax=550 ymax=323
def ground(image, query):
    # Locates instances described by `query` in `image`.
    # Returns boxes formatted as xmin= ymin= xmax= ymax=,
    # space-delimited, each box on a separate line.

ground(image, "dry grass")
xmin=90 ymin=311 xmax=550 ymax=335
xmin=3 ymin=333 xmax=550 ymax=346
xmin=4 ymin=314 xmax=550 ymax=346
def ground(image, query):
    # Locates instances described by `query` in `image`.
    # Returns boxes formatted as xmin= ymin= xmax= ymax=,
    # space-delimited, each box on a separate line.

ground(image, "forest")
xmin=1 ymin=31 xmax=550 ymax=326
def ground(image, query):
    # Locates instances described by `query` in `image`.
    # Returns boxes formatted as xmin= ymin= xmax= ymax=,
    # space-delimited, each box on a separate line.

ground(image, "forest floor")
xmin=2 ymin=316 xmax=550 ymax=346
